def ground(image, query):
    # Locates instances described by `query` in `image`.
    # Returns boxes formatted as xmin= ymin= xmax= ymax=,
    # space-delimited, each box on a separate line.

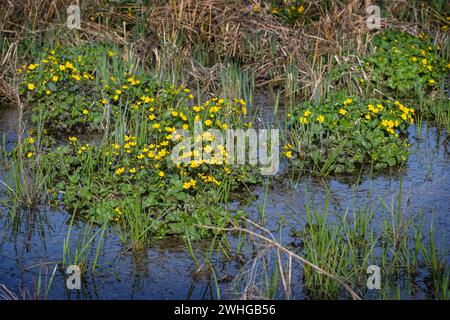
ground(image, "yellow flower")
xmin=68 ymin=136 xmax=78 ymax=142
xmin=188 ymin=94 xmax=194 ymax=100
xmin=182 ymin=124 xmax=189 ymax=130
xmin=27 ymin=152 xmax=33 ymax=158
xmin=183 ymin=181 xmax=192 ymax=189
xmin=422 ymin=58 xmax=427 ymax=65
xmin=107 ymin=51 xmax=115 ymax=57
xmin=65 ymin=61 xmax=74 ymax=69
xmin=365 ymin=114 xmax=371 ymax=120
xmin=171 ymin=111 xmax=179 ymax=117
xmin=343 ymin=98 xmax=353 ymax=106
xmin=27 ymin=83 xmax=35 ymax=91
xmin=129 ymin=168 xmax=136 ymax=174
xmin=152 ymin=123 xmax=161 ymax=129
xmin=72 ymin=74 xmax=81 ymax=81
xmin=158 ymin=171 xmax=165 ymax=177
xmin=339 ymin=109 xmax=347 ymax=115
xmin=82 ymin=109 xmax=89 ymax=115
xmin=45 ymin=90 xmax=51 ymax=95
xmin=59 ymin=65 xmax=66 ymax=71
xmin=142 ymin=96 xmax=152 ymax=103
xmin=148 ymin=114 xmax=156 ymax=121
xmin=101 ymin=98 xmax=108 ymax=105
xmin=52 ymin=75 xmax=59 ymax=82
xmin=285 ymin=150 xmax=292 ymax=158
xmin=115 ymin=167 xmax=125 ymax=175
xmin=316 ymin=115 xmax=325 ymax=123
xmin=428 ymin=79 xmax=435 ymax=85
xmin=303 ymin=110 xmax=312 ymax=117
xmin=204 ymin=145 xmax=213 ymax=153
xmin=27 ymin=137 xmax=35 ymax=144
xmin=205 ymin=119 xmax=212 ymax=126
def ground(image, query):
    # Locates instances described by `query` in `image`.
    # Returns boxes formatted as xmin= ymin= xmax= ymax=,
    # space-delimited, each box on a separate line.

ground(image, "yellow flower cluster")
xmin=282 ymin=144 xmax=293 ymax=159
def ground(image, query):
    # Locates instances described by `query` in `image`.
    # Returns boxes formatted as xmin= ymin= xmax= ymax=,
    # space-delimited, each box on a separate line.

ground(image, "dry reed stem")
xmin=199 ymin=217 xmax=363 ymax=300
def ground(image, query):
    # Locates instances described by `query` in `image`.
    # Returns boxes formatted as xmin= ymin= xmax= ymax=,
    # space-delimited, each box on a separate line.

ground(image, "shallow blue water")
xmin=0 ymin=107 xmax=448 ymax=299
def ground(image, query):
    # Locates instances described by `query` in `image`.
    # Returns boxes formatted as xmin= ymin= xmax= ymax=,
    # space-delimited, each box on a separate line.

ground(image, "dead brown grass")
xmin=0 ymin=0 xmax=448 ymax=104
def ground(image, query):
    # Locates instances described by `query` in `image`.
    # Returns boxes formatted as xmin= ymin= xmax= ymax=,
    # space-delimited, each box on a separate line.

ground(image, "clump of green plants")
xmin=365 ymin=30 xmax=449 ymax=96
xmin=12 ymin=42 xmax=265 ymax=246
xmin=291 ymin=193 xmax=449 ymax=300
xmin=17 ymin=44 xmax=164 ymax=134
xmin=269 ymin=1 xmax=306 ymax=24
xmin=283 ymin=93 xmax=414 ymax=175
xmin=15 ymin=70 xmax=259 ymax=243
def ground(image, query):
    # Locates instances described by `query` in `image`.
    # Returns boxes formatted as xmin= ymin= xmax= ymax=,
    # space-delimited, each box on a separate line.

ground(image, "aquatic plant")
xmin=283 ymin=94 xmax=414 ymax=174
xmin=365 ymin=30 xmax=449 ymax=96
